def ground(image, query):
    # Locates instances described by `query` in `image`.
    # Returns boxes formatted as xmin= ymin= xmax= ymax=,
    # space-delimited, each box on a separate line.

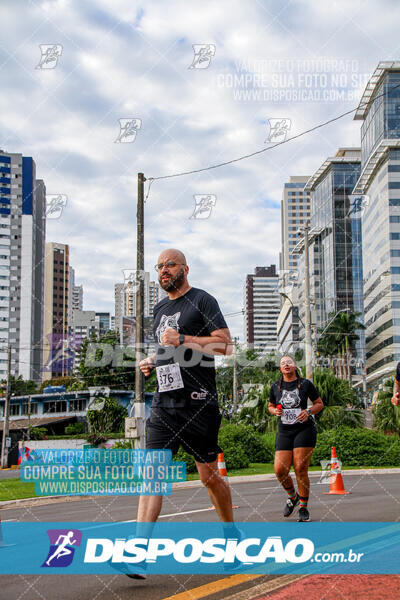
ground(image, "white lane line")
xmin=258 ymin=486 xmax=282 ymax=490
xmin=82 ymin=506 xmax=216 ymax=531
xmin=1 ymin=519 xmax=16 ymax=522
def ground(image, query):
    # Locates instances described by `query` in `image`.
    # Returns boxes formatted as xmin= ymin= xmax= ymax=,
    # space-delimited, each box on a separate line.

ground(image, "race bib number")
xmin=281 ymin=408 xmax=301 ymax=425
xmin=156 ymin=363 xmax=184 ymax=393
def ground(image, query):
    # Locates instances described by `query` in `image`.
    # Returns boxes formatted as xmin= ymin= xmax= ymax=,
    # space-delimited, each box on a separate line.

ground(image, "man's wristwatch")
xmin=306 ymin=408 xmax=313 ymax=417
xmin=179 ymin=334 xmax=185 ymax=346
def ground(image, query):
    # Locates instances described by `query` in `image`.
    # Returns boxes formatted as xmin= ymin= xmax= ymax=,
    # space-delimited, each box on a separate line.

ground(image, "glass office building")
xmin=354 ymin=62 xmax=400 ymax=384
xmin=304 ymin=149 xmax=364 ymax=370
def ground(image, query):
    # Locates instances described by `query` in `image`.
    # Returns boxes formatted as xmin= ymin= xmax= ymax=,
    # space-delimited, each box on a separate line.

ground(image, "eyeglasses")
xmin=154 ymin=261 xmax=185 ymax=271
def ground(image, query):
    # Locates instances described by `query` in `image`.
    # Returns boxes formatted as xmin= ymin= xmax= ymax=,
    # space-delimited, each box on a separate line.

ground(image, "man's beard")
xmin=159 ymin=267 xmax=186 ymax=291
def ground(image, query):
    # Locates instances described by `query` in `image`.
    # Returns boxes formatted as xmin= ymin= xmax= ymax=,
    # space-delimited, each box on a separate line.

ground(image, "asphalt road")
xmin=0 ymin=469 xmax=21 ymax=480
xmin=1 ymin=472 xmax=399 ymax=600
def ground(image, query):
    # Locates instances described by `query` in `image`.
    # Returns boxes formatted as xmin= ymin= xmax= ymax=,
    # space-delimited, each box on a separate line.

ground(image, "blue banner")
xmin=19 ymin=449 xmax=186 ymax=496
xmin=0 ymin=522 xmax=399 ymax=574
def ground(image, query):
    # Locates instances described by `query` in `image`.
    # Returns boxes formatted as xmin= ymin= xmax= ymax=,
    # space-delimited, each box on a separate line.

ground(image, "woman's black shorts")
xmin=275 ymin=423 xmax=317 ymax=451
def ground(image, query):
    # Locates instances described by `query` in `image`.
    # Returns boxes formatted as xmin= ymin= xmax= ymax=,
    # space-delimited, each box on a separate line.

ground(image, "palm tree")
xmin=318 ymin=311 xmax=365 ymax=380
xmin=373 ymin=378 xmax=400 ymax=434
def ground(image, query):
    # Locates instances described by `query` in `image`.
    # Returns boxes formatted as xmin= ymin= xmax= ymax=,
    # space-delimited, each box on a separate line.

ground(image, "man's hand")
xmin=139 ymin=357 xmax=155 ymax=377
xmin=161 ymin=328 xmax=180 ymax=347
xmin=392 ymin=392 xmax=399 ymax=406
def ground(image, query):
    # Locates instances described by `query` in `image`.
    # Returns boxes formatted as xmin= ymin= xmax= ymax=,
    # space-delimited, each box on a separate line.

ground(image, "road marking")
xmin=222 ymin=574 xmax=307 ymax=600
xmin=1 ymin=519 xmax=16 ymax=522
xmin=82 ymin=507 xmax=217 ymax=531
xmin=160 ymin=574 xmax=263 ymax=600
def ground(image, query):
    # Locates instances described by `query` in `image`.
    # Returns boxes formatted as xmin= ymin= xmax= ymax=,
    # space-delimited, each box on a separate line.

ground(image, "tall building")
xmin=0 ymin=150 xmax=45 ymax=383
xmin=67 ymin=266 xmax=83 ymax=323
xmin=299 ymin=148 xmax=364 ymax=369
xmin=114 ymin=272 xmax=162 ymax=331
xmin=95 ymin=312 xmax=111 ymax=335
xmin=277 ymin=285 xmax=300 ymax=355
xmin=353 ymin=61 xmax=400 ymax=383
xmin=280 ymin=176 xmax=311 ymax=277
xmin=69 ymin=310 xmax=99 ymax=372
xmin=43 ymin=243 xmax=69 ymax=380
xmin=244 ymin=265 xmax=280 ymax=352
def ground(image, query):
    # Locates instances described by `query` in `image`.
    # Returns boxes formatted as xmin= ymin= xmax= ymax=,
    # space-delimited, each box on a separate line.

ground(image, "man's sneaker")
xmin=297 ymin=507 xmax=310 ymax=522
xmin=283 ymin=494 xmax=299 ymax=517
xmin=109 ymin=561 xmax=147 ymax=580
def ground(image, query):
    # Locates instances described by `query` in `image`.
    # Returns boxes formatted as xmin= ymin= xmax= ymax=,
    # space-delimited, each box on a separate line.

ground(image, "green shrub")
xmin=218 ymin=424 xmax=273 ymax=469
xmin=29 ymin=426 xmax=47 ymax=440
xmin=65 ymin=422 xmax=86 ymax=435
xmin=311 ymin=427 xmax=400 ymax=467
xmin=174 ymin=447 xmax=196 ymax=473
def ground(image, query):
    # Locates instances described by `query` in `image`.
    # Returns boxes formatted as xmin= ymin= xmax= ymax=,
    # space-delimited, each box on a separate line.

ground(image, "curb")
xmin=1 ymin=468 xmax=400 ymax=510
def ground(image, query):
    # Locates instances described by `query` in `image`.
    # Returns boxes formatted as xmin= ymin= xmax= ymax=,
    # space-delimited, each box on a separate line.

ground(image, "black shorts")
xmin=275 ymin=423 xmax=317 ymax=451
xmin=146 ymin=403 xmax=221 ymax=463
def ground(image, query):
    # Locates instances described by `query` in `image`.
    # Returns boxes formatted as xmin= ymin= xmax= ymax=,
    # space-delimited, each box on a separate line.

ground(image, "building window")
xmin=10 ymin=404 xmax=20 ymax=416
xmin=69 ymin=399 xmax=87 ymax=412
xmin=43 ymin=400 xmax=67 ymax=413
xmin=22 ymin=403 xmax=38 ymax=415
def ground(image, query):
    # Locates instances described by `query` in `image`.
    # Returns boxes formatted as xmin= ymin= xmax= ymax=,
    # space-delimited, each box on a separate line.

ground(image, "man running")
xmin=130 ymin=249 xmax=237 ymax=578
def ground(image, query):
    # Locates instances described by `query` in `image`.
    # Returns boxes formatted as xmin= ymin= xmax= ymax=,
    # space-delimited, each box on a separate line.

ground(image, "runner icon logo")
xmin=42 ymin=529 xmax=82 ymax=568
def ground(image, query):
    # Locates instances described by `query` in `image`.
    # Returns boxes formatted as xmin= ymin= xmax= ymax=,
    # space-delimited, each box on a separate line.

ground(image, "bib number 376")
xmin=156 ymin=363 xmax=184 ymax=393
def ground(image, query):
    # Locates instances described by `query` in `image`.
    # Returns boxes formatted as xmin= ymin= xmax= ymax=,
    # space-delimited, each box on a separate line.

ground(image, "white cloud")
xmin=0 ymin=0 xmax=399 ymax=341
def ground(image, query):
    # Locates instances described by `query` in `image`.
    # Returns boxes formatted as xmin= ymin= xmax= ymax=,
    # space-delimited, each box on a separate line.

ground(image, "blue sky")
xmin=1 ymin=0 xmax=400 ymax=340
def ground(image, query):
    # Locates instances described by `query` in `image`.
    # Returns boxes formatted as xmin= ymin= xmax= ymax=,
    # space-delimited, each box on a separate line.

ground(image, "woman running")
xmin=268 ymin=355 xmax=324 ymax=522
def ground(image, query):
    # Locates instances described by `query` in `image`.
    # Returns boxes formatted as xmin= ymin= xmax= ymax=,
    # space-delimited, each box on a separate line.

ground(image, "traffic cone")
xmin=210 ymin=452 xmax=238 ymax=509
xmin=324 ymin=447 xmax=350 ymax=495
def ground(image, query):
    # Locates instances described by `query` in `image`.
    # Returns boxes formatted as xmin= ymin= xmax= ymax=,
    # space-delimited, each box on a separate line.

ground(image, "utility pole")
xmin=27 ymin=395 xmax=31 ymax=441
xmin=304 ymin=222 xmax=313 ymax=380
xmin=1 ymin=345 xmax=12 ymax=469
xmin=134 ymin=173 xmax=146 ymax=449
xmin=232 ymin=337 xmax=238 ymax=412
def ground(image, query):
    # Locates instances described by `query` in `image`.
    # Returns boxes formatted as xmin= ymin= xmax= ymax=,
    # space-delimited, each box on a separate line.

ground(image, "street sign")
xmin=5 ymin=437 xmax=11 ymax=448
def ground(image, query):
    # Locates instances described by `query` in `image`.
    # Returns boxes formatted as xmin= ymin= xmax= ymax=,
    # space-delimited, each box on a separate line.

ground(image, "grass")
xmin=0 ymin=479 xmax=36 ymax=502
xmin=1 ymin=463 xmax=399 ymax=501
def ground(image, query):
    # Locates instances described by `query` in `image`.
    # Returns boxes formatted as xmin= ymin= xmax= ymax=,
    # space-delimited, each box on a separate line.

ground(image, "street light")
xmin=279 ymin=292 xmax=306 ymax=328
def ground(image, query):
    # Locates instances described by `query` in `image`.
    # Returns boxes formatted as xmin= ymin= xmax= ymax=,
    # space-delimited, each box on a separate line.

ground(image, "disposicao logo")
xmin=42 ymin=529 xmax=82 ymax=568
xmin=83 ymin=536 xmax=314 ymax=565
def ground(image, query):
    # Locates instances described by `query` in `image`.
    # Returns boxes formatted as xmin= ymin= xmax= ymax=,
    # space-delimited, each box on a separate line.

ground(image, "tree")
xmin=86 ymin=396 xmax=127 ymax=446
xmin=373 ymin=378 xmax=400 ymax=434
xmin=0 ymin=375 xmax=38 ymax=396
xmin=79 ymin=330 xmax=136 ymax=389
xmin=312 ymin=368 xmax=364 ymax=431
xmin=316 ymin=311 xmax=365 ymax=380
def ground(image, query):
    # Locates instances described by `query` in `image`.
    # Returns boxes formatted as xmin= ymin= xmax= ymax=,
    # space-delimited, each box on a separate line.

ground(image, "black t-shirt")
xmin=269 ymin=378 xmax=320 ymax=430
xmin=396 ymin=363 xmax=400 ymax=382
xmin=152 ymin=287 xmax=228 ymax=407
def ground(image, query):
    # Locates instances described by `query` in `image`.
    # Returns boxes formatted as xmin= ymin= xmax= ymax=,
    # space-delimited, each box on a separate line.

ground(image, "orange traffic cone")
xmin=210 ymin=452 xmax=238 ymax=509
xmin=324 ymin=447 xmax=350 ymax=495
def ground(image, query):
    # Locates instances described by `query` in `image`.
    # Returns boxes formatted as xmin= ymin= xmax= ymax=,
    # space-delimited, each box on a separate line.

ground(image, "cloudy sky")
xmin=1 ymin=0 xmax=400 ymax=340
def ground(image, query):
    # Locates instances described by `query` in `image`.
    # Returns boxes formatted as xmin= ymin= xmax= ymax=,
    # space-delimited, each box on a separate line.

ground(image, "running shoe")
xmin=283 ymin=494 xmax=299 ymax=517
xmin=297 ymin=507 xmax=310 ymax=522
xmin=109 ymin=560 xmax=147 ymax=579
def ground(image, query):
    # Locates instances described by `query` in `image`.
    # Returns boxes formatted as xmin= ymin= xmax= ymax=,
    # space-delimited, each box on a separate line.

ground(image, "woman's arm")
xmin=296 ymin=396 xmax=324 ymax=423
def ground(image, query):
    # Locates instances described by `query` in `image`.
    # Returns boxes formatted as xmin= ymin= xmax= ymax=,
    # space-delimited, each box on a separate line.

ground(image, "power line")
xmin=148 ymin=82 xmax=400 ymax=182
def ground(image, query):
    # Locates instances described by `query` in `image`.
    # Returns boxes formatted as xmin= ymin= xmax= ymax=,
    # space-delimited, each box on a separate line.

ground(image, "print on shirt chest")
xmin=155 ymin=312 xmax=181 ymax=344
xmin=280 ymin=387 xmax=301 ymax=409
